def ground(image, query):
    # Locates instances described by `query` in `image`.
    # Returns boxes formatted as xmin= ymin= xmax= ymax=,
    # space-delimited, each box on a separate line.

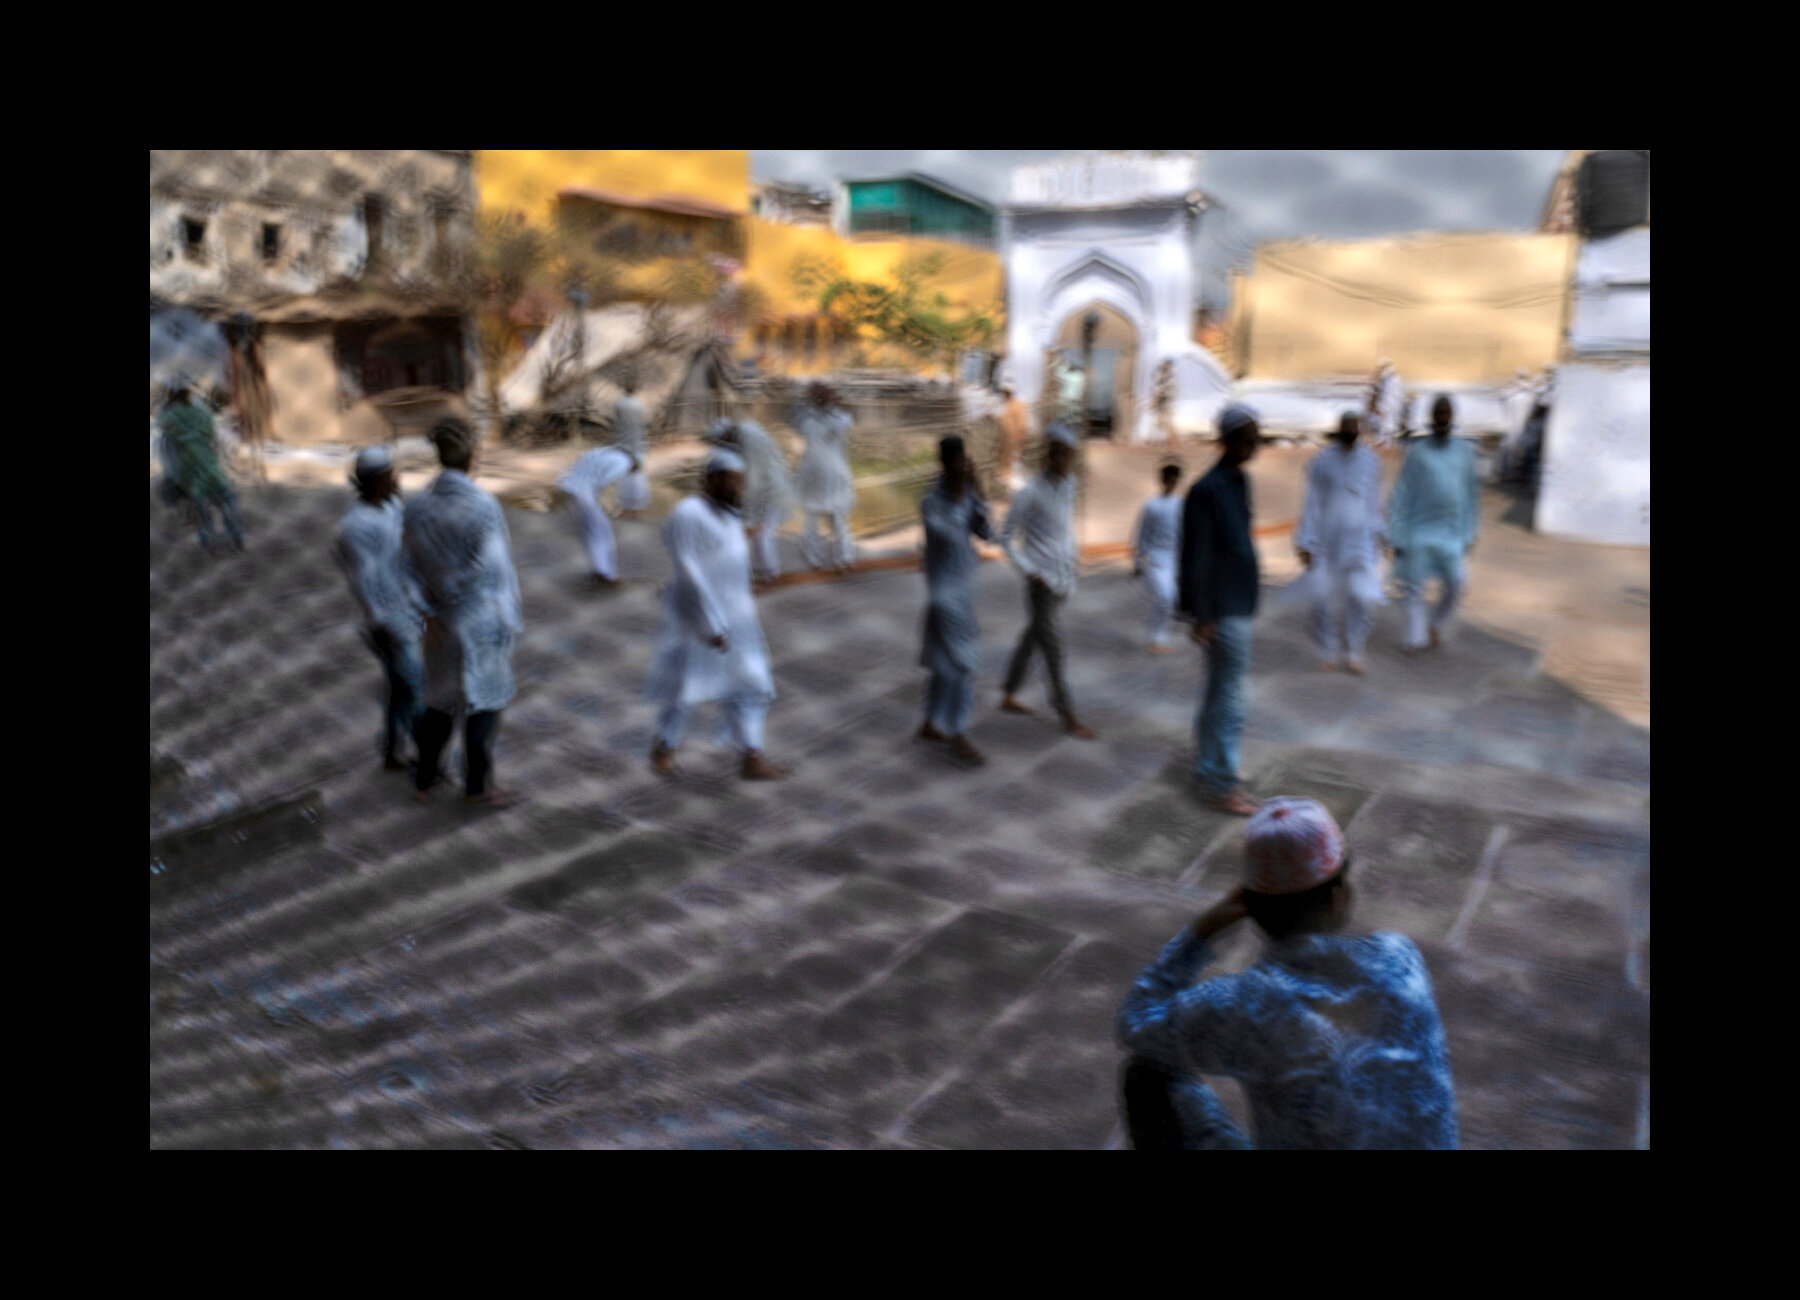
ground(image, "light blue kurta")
xmin=1386 ymin=435 xmax=1480 ymax=587
xmin=334 ymin=496 xmax=426 ymax=641
xmin=645 ymin=495 xmax=776 ymax=709
xmin=401 ymin=470 xmax=523 ymax=714
xmin=919 ymin=482 xmax=993 ymax=677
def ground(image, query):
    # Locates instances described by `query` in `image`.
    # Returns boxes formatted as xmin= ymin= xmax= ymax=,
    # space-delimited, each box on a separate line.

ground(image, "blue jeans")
xmin=365 ymin=626 xmax=424 ymax=763
xmin=925 ymin=668 xmax=975 ymax=737
xmin=1194 ymin=615 xmax=1253 ymax=795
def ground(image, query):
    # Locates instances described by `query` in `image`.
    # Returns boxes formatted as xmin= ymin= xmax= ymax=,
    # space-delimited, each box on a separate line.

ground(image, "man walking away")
xmin=334 ymin=447 xmax=425 ymax=772
xmin=918 ymin=436 xmax=992 ymax=766
xmin=999 ymin=423 xmax=1095 ymax=740
xmin=402 ymin=419 xmax=525 ymax=809
xmin=1178 ymin=405 xmax=1263 ymax=815
xmin=1115 ymin=797 xmax=1460 ymax=1150
xmin=159 ymin=378 xmax=245 ymax=553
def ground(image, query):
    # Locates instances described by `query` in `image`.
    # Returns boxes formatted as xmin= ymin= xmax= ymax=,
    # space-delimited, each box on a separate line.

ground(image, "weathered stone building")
xmin=149 ymin=149 xmax=483 ymax=447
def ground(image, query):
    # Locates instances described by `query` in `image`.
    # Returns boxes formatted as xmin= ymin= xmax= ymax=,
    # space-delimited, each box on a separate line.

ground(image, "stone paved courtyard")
xmin=149 ymin=466 xmax=1649 ymax=1149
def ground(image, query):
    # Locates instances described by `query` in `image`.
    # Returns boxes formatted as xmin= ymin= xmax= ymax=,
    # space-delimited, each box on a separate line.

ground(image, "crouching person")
xmin=1115 ymin=798 xmax=1459 ymax=1150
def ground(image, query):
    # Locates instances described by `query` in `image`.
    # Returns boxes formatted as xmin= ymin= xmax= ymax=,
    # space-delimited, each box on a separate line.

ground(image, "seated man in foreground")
xmin=1115 ymin=798 xmax=1459 ymax=1149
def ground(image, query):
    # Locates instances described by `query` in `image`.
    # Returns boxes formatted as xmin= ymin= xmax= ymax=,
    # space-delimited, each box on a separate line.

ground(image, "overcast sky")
xmin=750 ymin=150 xmax=1568 ymax=310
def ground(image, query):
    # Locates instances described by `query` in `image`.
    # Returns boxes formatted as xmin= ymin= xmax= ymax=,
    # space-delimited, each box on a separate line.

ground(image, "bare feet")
xmin=1149 ymin=643 xmax=1172 ymax=656
xmin=741 ymin=752 xmax=790 ymax=781
xmin=999 ymin=696 xmax=1035 ymax=715
xmin=1317 ymin=659 xmax=1338 ymax=672
xmin=1401 ymin=644 xmax=1424 ymax=658
xmin=594 ymin=574 xmax=621 ymax=588
xmin=918 ymin=722 xmax=950 ymax=743
xmin=465 ymin=787 xmax=526 ymax=809
xmin=1062 ymin=716 xmax=1097 ymax=740
xmin=950 ymin=736 xmax=986 ymax=766
xmin=650 ymin=744 xmax=683 ymax=778
xmin=1344 ymin=659 xmax=1366 ymax=676
xmin=1429 ymin=627 xmax=1443 ymax=650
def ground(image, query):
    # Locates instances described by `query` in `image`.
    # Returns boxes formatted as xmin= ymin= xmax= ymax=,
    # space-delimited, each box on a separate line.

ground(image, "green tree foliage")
xmin=791 ymin=251 xmax=998 ymax=372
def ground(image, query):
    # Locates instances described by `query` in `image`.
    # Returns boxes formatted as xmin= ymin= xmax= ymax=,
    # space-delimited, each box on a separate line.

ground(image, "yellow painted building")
xmin=471 ymin=151 xmax=1004 ymax=377
xmin=1231 ymin=231 xmax=1578 ymax=384
xmin=475 ymin=150 xmax=751 ymax=223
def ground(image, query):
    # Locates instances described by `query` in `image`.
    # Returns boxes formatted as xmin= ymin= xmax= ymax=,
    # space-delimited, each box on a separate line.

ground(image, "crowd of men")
xmin=158 ymin=373 xmax=1493 ymax=1150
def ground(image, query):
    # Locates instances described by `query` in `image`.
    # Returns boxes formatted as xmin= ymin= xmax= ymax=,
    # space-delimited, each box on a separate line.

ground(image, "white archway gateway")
xmin=1002 ymin=152 xmax=1232 ymax=442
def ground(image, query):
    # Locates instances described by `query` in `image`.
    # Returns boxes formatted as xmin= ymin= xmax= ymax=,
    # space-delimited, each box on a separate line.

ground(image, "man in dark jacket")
xmin=1178 ymin=405 xmax=1264 ymax=815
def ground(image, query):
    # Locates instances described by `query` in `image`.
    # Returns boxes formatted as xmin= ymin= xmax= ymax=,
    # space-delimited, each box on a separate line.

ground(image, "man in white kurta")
xmin=1133 ymin=462 xmax=1185 ymax=653
xmin=557 ymin=441 xmax=642 ymax=585
xmin=1294 ymin=414 xmax=1387 ymax=674
xmin=1386 ymin=396 xmax=1480 ymax=655
xmin=402 ymin=420 xmax=525 ymax=807
xmin=793 ymin=382 xmax=856 ymax=572
xmin=704 ymin=418 xmax=795 ymax=586
xmin=334 ymin=446 xmax=426 ymax=771
xmin=646 ymin=450 xmax=788 ymax=781
xmin=613 ymin=377 xmax=653 ymax=515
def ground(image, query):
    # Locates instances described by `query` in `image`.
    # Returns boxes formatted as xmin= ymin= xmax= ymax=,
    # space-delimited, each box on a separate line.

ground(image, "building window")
xmin=261 ymin=223 xmax=281 ymax=262
xmin=183 ymin=217 xmax=207 ymax=260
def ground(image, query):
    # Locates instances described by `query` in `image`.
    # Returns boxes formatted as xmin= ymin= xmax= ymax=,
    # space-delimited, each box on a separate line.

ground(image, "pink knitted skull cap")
xmin=1243 ymin=798 xmax=1345 ymax=895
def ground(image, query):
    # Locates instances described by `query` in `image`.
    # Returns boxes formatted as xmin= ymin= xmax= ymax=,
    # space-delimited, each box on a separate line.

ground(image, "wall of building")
xmin=1537 ymin=227 xmax=1649 ymax=546
xmin=1235 ymin=232 xmax=1577 ymax=383
xmin=151 ymin=150 xmax=474 ymax=304
xmin=1536 ymin=361 xmax=1649 ymax=545
xmin=476 ymin=151 xmax=750 ymax=225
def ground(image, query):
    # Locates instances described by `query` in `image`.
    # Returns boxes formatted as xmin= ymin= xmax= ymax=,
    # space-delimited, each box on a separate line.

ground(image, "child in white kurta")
xmin=1133 ymin=463 xmax=1184 ymax=652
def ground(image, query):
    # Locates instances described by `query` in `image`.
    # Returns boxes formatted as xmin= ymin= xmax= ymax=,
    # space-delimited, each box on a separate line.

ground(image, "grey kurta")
xmin=919 ymin=482 xmax=992 ymax=676
xmin=401 ymin=470 xmax=523 ymax=714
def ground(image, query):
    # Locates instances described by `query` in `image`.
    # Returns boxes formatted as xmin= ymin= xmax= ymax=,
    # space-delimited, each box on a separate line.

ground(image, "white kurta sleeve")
xmin=669 ymin=508 xmax=729 ymax=643
xmin=1295 ymin=456 xmax=1325 ymax=556
xmin=491 ymin=501 xmax=523 ymax=633
xmin=1131 ymin=504 xmax=1149 ymax=565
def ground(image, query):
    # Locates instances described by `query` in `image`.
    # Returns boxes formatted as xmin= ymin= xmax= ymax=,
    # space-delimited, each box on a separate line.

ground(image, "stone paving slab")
xmin=151 ymin=472 xmax=1648 ymax=1148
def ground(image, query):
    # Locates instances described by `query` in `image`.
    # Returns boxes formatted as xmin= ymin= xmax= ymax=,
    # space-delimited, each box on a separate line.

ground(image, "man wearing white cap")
xmin=402 ymin=419 xmax=525 ymax=809
xmin=334 ymin=446 xmax=425 ymax=772
xmin=1294 ymin=412 xmax=1386 ymax=674
xmin=999 ymin=422 xmax=1096 ymax=739
xmin=645 ymin=449 xmax=788 ymax=781
xmin=1115 ymin=797 xmax=1460 ymax=1150
xmin=557 ymin=433 xmax=646 ymax=587
xmin=1177 ymin=405 xmax=1264 ymax=815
